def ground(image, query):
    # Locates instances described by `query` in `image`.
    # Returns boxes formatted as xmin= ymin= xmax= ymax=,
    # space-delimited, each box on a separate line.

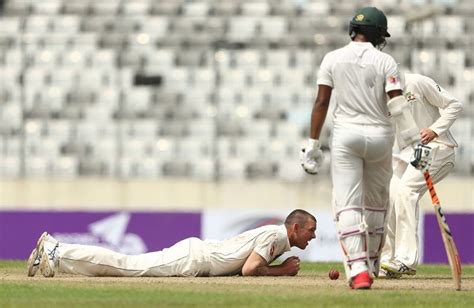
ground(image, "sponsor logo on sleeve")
xmin=388 ymin=76 xmax=399 ymax=84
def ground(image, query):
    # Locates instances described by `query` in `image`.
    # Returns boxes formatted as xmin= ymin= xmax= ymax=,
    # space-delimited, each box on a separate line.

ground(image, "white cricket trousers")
xmin=58 ymin=237 xmax=211 ymax=277
xmin=382 ymin=144 xmax=455 ymax=269
xmin=331 ymin=123 xmax=394 ymax=279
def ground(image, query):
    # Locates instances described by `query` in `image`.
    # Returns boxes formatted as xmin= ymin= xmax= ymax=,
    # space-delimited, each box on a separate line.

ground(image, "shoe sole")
xmin=26 ymin=232 xmax=48 ymax=277
xmin=352 ymin=283 xmax=372 ymax=290
xmin=380 ymin=264 xmax=414 ymax=277
xmin=39 ymin=250 xmax=55 ymax=278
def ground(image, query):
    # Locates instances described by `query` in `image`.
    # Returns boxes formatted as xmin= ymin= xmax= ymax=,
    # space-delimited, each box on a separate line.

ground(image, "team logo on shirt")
xmin=404 ymin=91 xmax=416 ymax=104
xmin=355 ymin=14 xmax=364 ymax=21
xmin=388 ymin=75 xmax=399 ymax=84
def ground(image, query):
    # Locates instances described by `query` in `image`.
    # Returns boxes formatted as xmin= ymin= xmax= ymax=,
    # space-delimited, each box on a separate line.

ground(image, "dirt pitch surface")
xmin=2 ymin=267 xmax=473 ymax=292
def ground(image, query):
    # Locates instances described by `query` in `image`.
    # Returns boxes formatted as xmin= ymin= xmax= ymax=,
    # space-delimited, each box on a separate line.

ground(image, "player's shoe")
xmin=27 ymin=231 xmax=48 ymax=277
xmin=39 ymin=234 xmax=60 ymax=278
xmin=349 ymin=271 xmax=373 ymax=290
xmin=378 ymin=267 xmax=401 ymax=279
xmin=381 ymin=260 xmax=416 ymax=277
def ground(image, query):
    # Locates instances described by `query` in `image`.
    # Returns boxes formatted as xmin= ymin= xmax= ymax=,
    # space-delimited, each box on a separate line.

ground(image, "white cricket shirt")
xmin=317 ymin=41 xmax=402 ymax=126
xmin=400 ymin=73 xmax=462 ymax=149
xmin=205 ymin=224 xmax=291 ymax=276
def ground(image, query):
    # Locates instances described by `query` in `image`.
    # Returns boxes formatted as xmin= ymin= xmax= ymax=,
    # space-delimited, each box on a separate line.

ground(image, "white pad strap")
xmin=387 ymin=95 xmax=420 ymax=148
xmin=336 ymin=206 xmax=387 ymax=267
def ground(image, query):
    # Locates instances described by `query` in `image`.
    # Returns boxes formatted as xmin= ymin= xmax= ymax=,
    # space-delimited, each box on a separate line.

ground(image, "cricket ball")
xmin=328 ymin=269 xmax=339 ymax=280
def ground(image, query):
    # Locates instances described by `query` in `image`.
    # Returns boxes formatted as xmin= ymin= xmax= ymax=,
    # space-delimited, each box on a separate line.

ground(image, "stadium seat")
xmin=0 ymin=156 xmax=21 ymax=178
xmin=24 ymin=157 xmax=50 ymax=177
xmin=31 ymin=0 xmax=62 ymax=15
xmin=127 ymin=120 xmax=158 ymax=140
xmin=0 ymin=17 xmax=22 ymax=34
xmin=182 ymin=1 xmax=210 ymax=16
xmin=51 ymin=156 xmax=79 ymax=178
xmin=61 ymin=49 xmax=90 ymax=68
xmin=3 ymin=136 xmax=22 ymax=157
xmin=153 ymin=137 xmax=178 ymax=160
xmin=3 ymin=1 xmax=31 ymax=15
xmin=227 ymin=17 xmax=259 ymax=43
xmin=143 ymin=48 xmax=175 ymax=69
xmin=120 ymin=138 xmax=151 ymax=159
xmin=220 ymin=68 xmax=249 ymax=88
xmin=241 ymin=1 xmax=270 ymax=16
xmin=3 ymin=49 xmax=24 ymax=67
xmin=239 ymin=87 xmax=265 ymax=116
xmin=217 ymin=158 xmax=246 ymax=180
xmin=251 ymin=68 xmax=275 ymax=90
xmin=140 ymin=17 xmax=170 ymax=38
xmin=386 ymin=16 xmax=406 ymax=38
xmin=51 ymin=15 xmax=81 ymax=33
xmin=25 ymin=15 xmax=51 ymax=33
xmin=90 ymin=49 xmax=116 ymax=68
xmin=212 ymin=1 xmax=239 ymax=16
xmin=31 ymin=50 xmax=59 ymax=67
xmin=190 ymin=158 xmax=215 ymax=180
xmin=0 ymin=102 xmax=22 ymax=132
xmin=277 ymin=159 xmax=306 ymax=181
xmin=63 ymin=1 xmax=90 ymax=15
xmin=191 ymin=68 xmax=216 ymax=89
xmin=301 ymin=1 xmax=330 ymax=16
xmin=122 ymin=0 xmax=151 ymax=15
xmin=233 ymin=49 xmax=261 ymax=70
xmin=151 ymin=1 xmax=183 ymax=15
xmin=46 ymin=120 xmax=74 ymax=144
xmin=263 ymin=49 xmax=291 ymax=68
xmin=411 ymin=49 xmax=437 ymax=76
xmin=90 ymin=2 xmax=121 ymax=15
xmin=293 ymin=49 xmax=314 ymax=69
xmin=122 ymin=87 xmax=152 ymax=114
xmin=178 ymin=137 xmax=212 ymax=160
xmin=234 ymin=137 xmax=262 ymax=162
xmin=240 ymin=119 xmax=272 ymax=140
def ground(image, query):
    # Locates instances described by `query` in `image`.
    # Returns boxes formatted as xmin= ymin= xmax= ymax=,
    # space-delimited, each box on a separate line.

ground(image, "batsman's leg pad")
xmin=336 ymin=206 xmax=387 ymax=278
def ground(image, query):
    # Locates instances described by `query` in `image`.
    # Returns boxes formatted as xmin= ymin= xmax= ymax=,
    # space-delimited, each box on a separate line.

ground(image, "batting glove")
xmin=300 ymin=139 xmax=324 ymax=175
xmin=410 ymin=143 xmax=433 ymax=173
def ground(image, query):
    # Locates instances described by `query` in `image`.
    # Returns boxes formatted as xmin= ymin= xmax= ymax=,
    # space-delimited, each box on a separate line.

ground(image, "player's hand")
xmin=420 ymin=128 xmax=438 ymax=145
xmin=410 ymin=144 xmax=433 ymax=172
xmin=281 ymin=256 xmax=300 ymax=276
xmin=300 ymin=139 xmax=324 ymax=175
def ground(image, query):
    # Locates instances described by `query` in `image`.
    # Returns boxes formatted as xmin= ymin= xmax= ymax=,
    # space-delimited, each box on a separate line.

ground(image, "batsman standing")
xmin=380 ymin=73 xmax=463 ymax=278
xmin=300 ymin=7 xmax=416 ymax=289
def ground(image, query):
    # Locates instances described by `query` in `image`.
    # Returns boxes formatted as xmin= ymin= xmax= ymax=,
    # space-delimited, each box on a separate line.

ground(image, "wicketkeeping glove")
xmin=300 ymin=139 xmax=324 ymax=175
xmin=410 ymin=143 xmax=433 ymax=173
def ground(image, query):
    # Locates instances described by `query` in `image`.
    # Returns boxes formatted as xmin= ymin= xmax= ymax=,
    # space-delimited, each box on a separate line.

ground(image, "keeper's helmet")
xmin=349 ymin=7 xmax=390 ymax=49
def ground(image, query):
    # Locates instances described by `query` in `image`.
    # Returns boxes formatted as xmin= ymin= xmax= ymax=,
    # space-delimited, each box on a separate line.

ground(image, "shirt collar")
xmin=348 ymin=41 xmax=374 ymax=57
xmin=280 ymin=225 xmax=291 ymax=251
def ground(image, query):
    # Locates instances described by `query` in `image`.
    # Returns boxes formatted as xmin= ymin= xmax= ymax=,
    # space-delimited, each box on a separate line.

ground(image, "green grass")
xmin=1 ymin=261 xmax=473 ymax=307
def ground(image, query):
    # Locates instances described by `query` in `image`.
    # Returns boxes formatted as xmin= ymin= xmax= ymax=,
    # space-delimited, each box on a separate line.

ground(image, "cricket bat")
xmin=424 ymin=171 xmax=462 ymax=291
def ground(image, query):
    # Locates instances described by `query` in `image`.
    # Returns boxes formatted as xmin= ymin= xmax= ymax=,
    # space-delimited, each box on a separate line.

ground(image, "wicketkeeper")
xmin=380 ymin=73 xmax=463 ymax=278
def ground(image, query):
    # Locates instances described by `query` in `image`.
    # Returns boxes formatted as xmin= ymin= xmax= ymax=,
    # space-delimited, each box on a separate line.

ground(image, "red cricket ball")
xmin=329 ymin=269 xmax=339 ymax=280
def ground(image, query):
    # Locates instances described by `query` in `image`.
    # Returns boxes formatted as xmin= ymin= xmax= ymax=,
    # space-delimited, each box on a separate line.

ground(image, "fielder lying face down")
xmin=27 ymin=209 xmax=317 ymax=278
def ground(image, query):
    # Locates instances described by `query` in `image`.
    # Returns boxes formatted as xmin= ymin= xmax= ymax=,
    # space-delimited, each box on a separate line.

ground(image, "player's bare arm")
xmin=309 ymin=85 xmax=332 ymax=140
xmin=387 ymin=89 xmax=403 ymax=99
xmin=241 ymin=251 xmax=300 ymax=276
